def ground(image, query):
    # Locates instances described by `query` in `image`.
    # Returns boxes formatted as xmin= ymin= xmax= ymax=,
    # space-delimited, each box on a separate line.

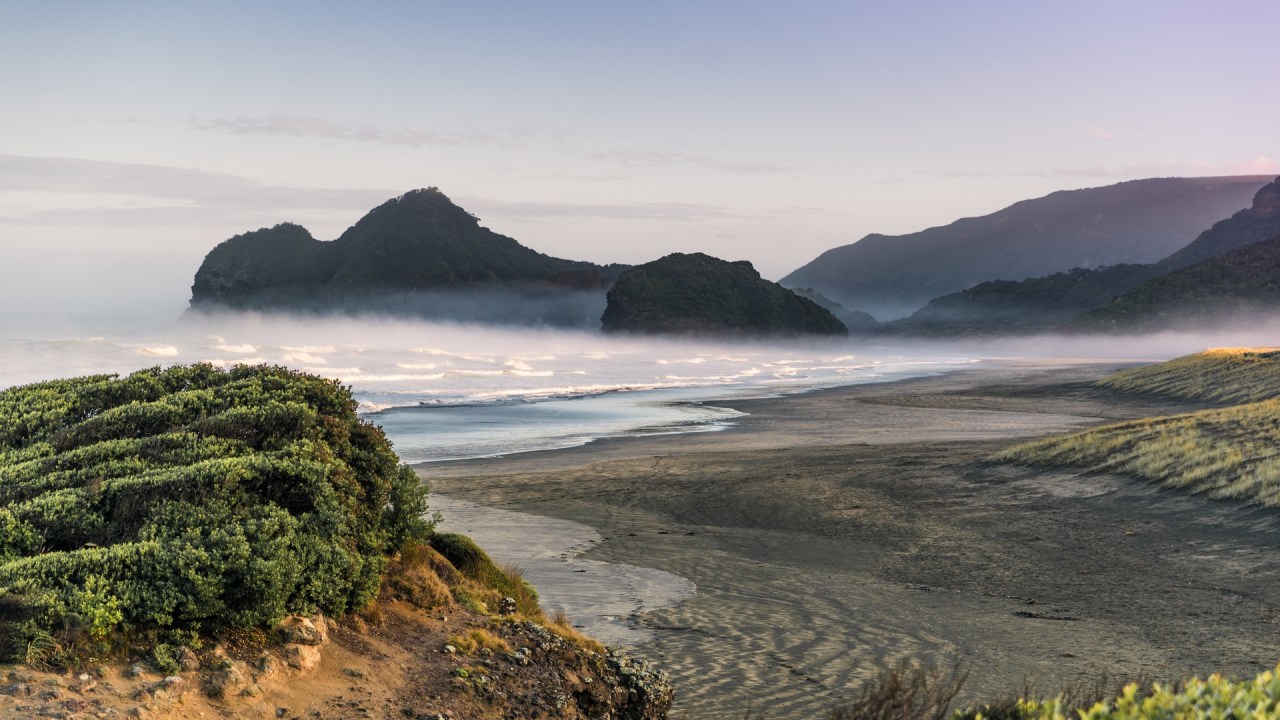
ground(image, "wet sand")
xmin=417 ymin=361 xmax=1280 ymax=719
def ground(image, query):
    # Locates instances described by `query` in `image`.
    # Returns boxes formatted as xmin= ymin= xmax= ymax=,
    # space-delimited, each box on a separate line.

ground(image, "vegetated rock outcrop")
xmin=0 ymin=365 xmax=672 ymax=719
xmin=601 ymin=253 xmax=846 ymax=337
xmin=781 ymin=175 xmax=1271 ymax=320
xmin=189 ymin=188 xmax=626 ymax=328
xmin=890 ymin=176 xmax=1280 ymax=336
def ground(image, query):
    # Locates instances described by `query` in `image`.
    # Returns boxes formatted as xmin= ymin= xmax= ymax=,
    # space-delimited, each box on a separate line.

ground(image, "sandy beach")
xmin=417 ymin=361 xmax=1280 ymax=719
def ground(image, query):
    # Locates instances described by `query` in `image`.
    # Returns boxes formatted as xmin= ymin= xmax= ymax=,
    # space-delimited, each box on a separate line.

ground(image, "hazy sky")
xmin=2 ymin=1 xmax=1277 ymax=319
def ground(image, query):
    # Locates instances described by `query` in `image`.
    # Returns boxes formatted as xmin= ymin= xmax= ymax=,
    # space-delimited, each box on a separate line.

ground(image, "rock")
xmin=5 ymin=671 xmax=33 ymax=683
xmin=203 ymin=662 xmax=247 ymax=699
xmin=498 ymin=596 xmax=518 ymax=615
xmin=124 ymin=665 xmax=146 ymax=679
xmin=278 ymin=616 xmax=326 ymax=646
xmin=206 ymin=644 xmax=231 ymax=669
xmin=160 ymin=676 xmax=183 ymax=690
xmin=251 ymin=651 xmax=279 ymax=681
xmin=281 ymin=643 xmax=322 ymax=673
xmin=175 ymin=646 xmax=201 ymax=672
xmin=441 ymin=645 xmax=456 ymax=655
xmin=0 ymin=683 xmax=32 ymax=696
xmin=240 ymin=683 xmax=262 ymax=697
xmin=310 ymin=613 xmax=329 ymax=643
xmin=127 ymin=708 xmax=147 ymax=718
xmin=342 ymin=668 xmax=365 ymax=678
xmin=275 ymin=709 xmax=288 ymax=719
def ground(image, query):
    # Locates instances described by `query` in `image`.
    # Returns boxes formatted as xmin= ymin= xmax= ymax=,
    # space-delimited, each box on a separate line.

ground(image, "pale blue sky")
xmin=1 ymin=1 xmax=1277 ymax=318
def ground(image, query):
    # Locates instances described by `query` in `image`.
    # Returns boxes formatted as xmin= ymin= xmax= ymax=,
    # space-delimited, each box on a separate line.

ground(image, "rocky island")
xmin=601 ymin=252 xmax=847 ymax=337
xmin=189 ymin=189 xmax=625 ymax=328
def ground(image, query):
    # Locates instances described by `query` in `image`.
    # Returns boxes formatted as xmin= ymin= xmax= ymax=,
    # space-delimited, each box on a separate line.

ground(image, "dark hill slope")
xmin=602 ymin=253 xmax=846 ymax=336
xmin=189 ymin=189 xmax=620 ymax=327
xmin=1068 ymin=232 xmax=1280 ymax=333
xmin=1157 ymin=178 xmax=1280 ymax=270
xmin=890 ymin=264 xmax=1163 ymax=336
xmin=781 ymin=176 xmax=1270 ymax=319
xmin=892 ymin=176 xmax=1280 ymax=335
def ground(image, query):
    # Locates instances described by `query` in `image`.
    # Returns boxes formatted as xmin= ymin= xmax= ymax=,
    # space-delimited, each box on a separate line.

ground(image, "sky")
xmin=1 ymin=0 xmax=1278 ymax=320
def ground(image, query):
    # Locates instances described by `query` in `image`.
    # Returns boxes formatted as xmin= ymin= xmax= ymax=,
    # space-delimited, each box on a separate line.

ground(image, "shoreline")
xmin=416 ymin=360 xmax=1280 ymax=718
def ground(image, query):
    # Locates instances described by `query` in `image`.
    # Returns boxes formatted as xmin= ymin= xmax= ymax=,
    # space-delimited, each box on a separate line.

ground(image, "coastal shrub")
xmin=823 ymin=663 xmax=1280 ymax=719
xmin=1000 ymin=665 xmax=1280 ymax=719
xmin=0 ymin=363 xmax=433 ymax=663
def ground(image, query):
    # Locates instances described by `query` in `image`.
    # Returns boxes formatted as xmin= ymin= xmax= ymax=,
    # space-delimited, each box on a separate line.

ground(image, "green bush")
xmin=0 ymin=364 xmax=433 ymax=663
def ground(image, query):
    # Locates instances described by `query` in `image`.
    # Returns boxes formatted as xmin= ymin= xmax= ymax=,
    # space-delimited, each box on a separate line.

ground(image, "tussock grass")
xmin=446 ymin=627 xmax=510 ymax=655
xmin=994 ymin=398 xmax=1280 ymax=507
xmin=998 ymin=349 xmax=1280 ymax=508
xmin=546 ymin=609 xmax=606 ymax=655
xmin=826 ymin=661 xmax=967 ymax=720
xmin=1100 ymin=347 xmax=1280 ymax=404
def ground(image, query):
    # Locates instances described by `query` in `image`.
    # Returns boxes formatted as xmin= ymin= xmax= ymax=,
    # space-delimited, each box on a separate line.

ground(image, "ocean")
xmin=0 ymin=312 xmax=978 ymax=462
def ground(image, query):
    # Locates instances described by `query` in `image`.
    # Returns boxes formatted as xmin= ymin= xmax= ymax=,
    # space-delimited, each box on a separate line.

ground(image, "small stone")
xmin=342 ymin=668 xmax=365 ymax=678
xmin=78 ymin=674 xmax=91 ymax=682
xmin=124 ymin=666 xmax=145 ymax=680
xmin=127 ymin=708 xmax=147 ymax=718
xmin=276 ymin=709 xmax=289 ymax=719
xmin=441 ymin=645 xmax=456 ymax=655
xmin=278 ymin=616 xmax=325 ymax=646
xmin=240 ymin=683 xmax=262 ymax=697
xmin=498 ymin=596 xmax=517 ymax=615
xmin=175 ymin=646 xmax=200 ymax=672
xmin=0 ymin=683 xmax=32 ymax=697
xmin=281 ymin=643 xmax=322 ymax=672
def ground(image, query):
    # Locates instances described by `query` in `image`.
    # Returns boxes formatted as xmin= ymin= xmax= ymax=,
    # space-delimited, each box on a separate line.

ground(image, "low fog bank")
xmin=872 ymin=319 xmax=1280 ymax=362
xmin=188 ymin=285 xmax=611 ymax=332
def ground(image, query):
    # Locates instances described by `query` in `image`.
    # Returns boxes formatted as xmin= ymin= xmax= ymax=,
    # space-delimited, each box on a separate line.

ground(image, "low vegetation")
xmin=1098 ymin=347 xmax=1280 ymax=404
xmin=826 ymin=662 xmax=1280 ymax=719
xmin=996 ymin=348 xmax=1280 ymax=508
xmin=995 ymin=395 xmax=1280 ymax=507
xmin=0 ymin=363 xmax=432 ymax=666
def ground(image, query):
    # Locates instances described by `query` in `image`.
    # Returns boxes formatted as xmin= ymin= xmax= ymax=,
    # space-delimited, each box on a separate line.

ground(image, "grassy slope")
xmin=995 ymin=348 xmax=1280 ymax=509
xmin=1098 ymin=347 xmax=1280 ymax=404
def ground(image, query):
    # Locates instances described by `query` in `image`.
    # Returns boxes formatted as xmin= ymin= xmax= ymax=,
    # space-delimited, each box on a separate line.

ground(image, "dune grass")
xmin=1100 ymin=347 xmax=1280 ymax=404
xmin=994 ymin=398 xmax=1280 ymax=508
xmin=997 ymin=348 xmax=1280 ymax=508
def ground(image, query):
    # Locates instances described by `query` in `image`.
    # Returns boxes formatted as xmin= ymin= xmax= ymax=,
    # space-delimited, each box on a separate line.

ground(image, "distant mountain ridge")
xmin=890 ymin=176 xmax=1280 ymax=335
xmin=601 ymin=253 xmax=846 ymax=337
xmin=781 ymin=176 xmax=1272 ymax=320
xmin=189 ymin=189 xmax=625 ymax=327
